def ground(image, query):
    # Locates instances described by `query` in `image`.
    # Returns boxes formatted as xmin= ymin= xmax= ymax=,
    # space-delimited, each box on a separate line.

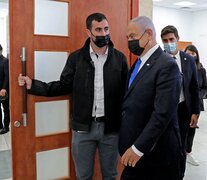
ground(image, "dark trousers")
xmin=0 ymin=99 xmax=10 ymax=129
xmin=120 ymin=127 xmax=182 ymax=180
xmin=177 ymin=101 xmax=190 ymax=179
xmin=121 ymin=162 xmax=181 ymax=180
xmin=186 ymin=127 xmax=196 ymax=153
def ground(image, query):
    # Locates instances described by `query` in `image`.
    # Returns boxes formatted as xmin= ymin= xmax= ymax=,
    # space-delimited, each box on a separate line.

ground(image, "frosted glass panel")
xmin=35 ymin=0 xmax=68 ymax=36
xmin=35 ymin=100 xmax=69 ymax=136
xmin=36 ymin=147 xmax=69 ymax=179
xmin=34 ymin=51 xmax=67 ymax=82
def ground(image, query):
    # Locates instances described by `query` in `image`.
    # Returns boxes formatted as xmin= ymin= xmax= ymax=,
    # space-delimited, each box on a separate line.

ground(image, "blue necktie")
xmin=128 ymin=58 xmax=142 ymax=88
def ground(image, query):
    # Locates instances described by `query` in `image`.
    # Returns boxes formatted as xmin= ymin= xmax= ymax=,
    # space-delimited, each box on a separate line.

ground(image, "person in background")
xmin=0 ymin=44 xmax=10 ymax=135
xmin=18 ymin=13 xmax=129 ymax=180
xmin=161 ymin=25 xmax=200 ymax=179
xmin=184 ymin=44 xmax=207 ymax=166
xmin=119 ymin=16 xmax=182 ymax=180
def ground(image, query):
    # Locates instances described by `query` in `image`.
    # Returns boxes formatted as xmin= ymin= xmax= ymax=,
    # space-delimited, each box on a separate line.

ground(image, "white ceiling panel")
xmin=153 ymin=0 xmax=207 ymax=11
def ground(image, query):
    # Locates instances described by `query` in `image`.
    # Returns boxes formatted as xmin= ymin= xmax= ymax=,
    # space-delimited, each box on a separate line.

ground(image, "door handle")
xmin=20 ymin=47 xmax=28 ymax=127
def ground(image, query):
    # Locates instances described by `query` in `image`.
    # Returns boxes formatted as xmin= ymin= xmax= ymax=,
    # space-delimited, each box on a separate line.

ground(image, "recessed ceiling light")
xmin=174 ymin=1 xmax=196 ymax=7
xmin=153 ymin=0 xmax=163 ymax=2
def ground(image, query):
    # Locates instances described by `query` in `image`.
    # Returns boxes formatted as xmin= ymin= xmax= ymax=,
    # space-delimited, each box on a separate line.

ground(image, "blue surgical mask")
xmin=164 ymin=42 xmax=177 ymax=54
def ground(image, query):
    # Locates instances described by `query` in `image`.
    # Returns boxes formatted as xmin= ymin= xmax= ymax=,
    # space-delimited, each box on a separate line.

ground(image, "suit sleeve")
xmin=189 ymin=59 xmax=200 ymax=114
xmin=3 ymin=58 xmax=9 ymax=90
xmin=29 ymin=54 xmax=75 ymax=97
xmin=134 ymin=61 xmax=181 ymax=154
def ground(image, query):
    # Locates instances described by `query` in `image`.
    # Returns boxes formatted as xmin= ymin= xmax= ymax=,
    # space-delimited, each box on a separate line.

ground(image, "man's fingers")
xmin=121 ymin=154 xmax=129 ymax=166
xmin=18 ymin=74 xmax=26 ymax=86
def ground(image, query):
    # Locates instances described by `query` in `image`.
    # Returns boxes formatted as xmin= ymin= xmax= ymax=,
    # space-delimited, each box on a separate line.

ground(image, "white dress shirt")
xmin=172 ymin=51 xmax=185 ymax=103
xmin=90 ymin=45 xmax=108 ymax=118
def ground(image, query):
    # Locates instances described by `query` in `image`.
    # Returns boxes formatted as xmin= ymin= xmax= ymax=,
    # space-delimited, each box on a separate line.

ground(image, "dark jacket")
xmin=0 ymin=55 xmax=9 ymax=90
xmin=179 ymin=51 xmax=200 ymax=116
xmin=197 ymin=65 xmax=207 ymax=110
xmin=29 ymin=38 xmax=128 ymax=133
xmin=119 ymin=47 xmax=182 ymax=166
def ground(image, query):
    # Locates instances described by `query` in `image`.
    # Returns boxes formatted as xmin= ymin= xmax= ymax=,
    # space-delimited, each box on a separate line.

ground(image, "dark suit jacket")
xmin=119 ymin=47 xmax=182 ymax=167
xmin=0 ymin=55 xmax=9 ymax=91
xmin=179 ymin=51 xmax=200 ymax=117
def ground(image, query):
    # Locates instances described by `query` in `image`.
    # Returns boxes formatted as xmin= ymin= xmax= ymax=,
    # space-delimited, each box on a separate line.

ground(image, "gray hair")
xmin=131 ymin=16 xmax=156 ymax=36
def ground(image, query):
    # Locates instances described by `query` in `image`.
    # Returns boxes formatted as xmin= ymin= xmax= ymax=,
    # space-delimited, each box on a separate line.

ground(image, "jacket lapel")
xmin=124 ymin=47 xmax=162 ymax=100
xmin=179 ymin=51 xmax=189 ymax=88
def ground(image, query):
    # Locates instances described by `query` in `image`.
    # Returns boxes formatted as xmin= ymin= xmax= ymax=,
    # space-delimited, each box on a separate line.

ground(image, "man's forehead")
xmin=162 ymin=33 xmax=176 ymax=38
xmin=127 ymin=23 xmax=140 ymax=33
xmin=92 ymin=19 xmax=108 ymax=27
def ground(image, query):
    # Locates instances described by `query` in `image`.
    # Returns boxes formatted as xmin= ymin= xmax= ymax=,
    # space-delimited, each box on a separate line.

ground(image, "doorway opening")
xmin=0 ymin=0 xmax=11 ymax=179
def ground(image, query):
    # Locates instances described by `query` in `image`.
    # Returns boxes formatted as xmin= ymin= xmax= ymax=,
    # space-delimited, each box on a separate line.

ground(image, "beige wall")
xmin=139 ymin=0 xmax=153 ymax=19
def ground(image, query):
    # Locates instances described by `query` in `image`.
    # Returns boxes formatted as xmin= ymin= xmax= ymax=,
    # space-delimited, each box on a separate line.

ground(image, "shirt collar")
xmin=139 ymin=44 xmax=159 ymax=64
xmin=171 ymin=50 xmax=180 ymax=59
xmin=90 ymin=44 xmax=108 ymax=56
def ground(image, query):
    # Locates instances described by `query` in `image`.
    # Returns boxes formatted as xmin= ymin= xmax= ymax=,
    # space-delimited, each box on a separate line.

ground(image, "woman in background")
xmin=184 ymin=44 xmax=207 ymax=166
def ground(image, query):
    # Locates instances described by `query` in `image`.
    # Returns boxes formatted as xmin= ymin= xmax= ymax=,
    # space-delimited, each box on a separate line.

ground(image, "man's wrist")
xmin=132 ymin=145 xmax=144 ymax=157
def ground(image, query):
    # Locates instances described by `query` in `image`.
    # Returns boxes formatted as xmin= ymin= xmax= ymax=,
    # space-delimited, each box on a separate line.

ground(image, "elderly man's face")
xmin=126 ymin=22 xmax=150 ymax=56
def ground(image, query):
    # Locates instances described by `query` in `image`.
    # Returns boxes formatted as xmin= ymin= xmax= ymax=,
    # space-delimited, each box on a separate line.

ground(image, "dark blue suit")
xmin=177 ymin=51 xmax=200 ymax=178
xmin=179 ymin=51 xmax=199 ymax=117
xmin=119 ymin=47 xmax=182 ymax=180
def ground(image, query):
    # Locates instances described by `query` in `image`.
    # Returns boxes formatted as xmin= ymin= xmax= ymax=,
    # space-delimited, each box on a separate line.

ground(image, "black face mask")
xmin=91 ymin=33 xmax=110 ymax=48
xmin=128 ymin=31 xmax=147 ymax=56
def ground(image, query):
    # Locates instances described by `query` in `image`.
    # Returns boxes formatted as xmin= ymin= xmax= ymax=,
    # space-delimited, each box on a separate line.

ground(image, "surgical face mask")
xmin=164 ymin=42 xmax=177 ymax=54
xmin=91 ymin=32 xmax=110 ymax=48
xmin=128 ymin=31 xmax=147 ymax=56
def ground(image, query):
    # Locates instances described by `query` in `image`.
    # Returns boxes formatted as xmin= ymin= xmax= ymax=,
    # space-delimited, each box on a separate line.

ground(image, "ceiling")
xmin=1 ymin=0 xmax=207 ymax=12
xmin=153 ymin=0 xmax=207 ymax=12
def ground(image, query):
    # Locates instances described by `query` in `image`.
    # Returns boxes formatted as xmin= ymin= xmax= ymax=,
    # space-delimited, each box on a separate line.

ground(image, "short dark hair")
xmin=161 ymin=25 xmax=179 ymax=39
xmin=86 ymin=13 xmax=107 ymax=30
xmin=0 ymin=44 xmax=2 ymax=50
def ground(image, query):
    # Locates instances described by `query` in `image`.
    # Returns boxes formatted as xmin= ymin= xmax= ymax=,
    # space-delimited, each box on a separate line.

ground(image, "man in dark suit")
xmin=161 ymin=25 xmax=200 ymax=179
xmin=119 ymin=16 xmax=182 ymax=180
xmin=0 ymin=44 xmax=10 ymax=134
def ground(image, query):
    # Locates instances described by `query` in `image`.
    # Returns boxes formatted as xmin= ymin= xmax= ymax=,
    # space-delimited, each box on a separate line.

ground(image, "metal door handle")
xmin=20 ymin=47 xmax=28 ymax=127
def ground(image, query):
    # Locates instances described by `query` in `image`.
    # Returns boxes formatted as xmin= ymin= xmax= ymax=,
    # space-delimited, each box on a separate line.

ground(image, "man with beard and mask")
xmin=18 ymin=13 xmax=128 ymax=180
xmin=119 ymin=16 xmax=182 ymax=180
xmin=161 ymin=25 xmax=200 ymax=179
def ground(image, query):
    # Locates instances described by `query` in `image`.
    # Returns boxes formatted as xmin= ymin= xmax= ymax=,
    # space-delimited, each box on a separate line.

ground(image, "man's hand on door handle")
xmin=18 ymin=74 xmax=32 ymax=90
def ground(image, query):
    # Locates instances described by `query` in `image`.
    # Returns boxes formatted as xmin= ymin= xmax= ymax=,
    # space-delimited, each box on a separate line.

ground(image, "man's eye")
xmin=95 ymin=28 xmax=102 ymax=32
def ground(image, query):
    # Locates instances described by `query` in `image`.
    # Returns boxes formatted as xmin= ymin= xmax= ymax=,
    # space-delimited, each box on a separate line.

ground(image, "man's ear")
xmin=146 ymin=29 xmax=153 ymax=38
xmin=86 ymin=29 xmax=91 ymax=38
xmin=177 ymin=36 xmax=180 ymax=41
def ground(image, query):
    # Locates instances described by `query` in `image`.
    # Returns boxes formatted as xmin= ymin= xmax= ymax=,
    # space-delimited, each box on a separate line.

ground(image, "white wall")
xmin=139 ymin=0 xmax=153 ymax=18
xmin=153 ymin=6 xmax=207 ymax=69
xmin=191 ymin=10 xmax=207 ymax=69
xmin=0 ymin=2 xmax=8 ymax=57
